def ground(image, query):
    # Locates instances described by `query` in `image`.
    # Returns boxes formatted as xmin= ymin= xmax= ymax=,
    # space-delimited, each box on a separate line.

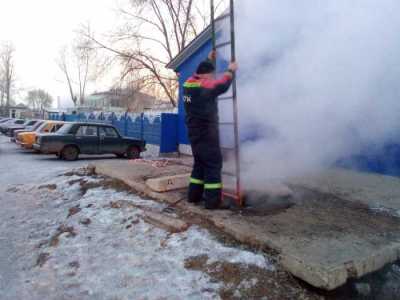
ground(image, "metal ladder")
xmin=211 ymin=0 xmax=243 ymax=206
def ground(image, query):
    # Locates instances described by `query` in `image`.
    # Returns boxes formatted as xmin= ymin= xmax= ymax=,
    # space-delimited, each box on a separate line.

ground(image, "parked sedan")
xmin=16 ymin=121 xmax=65 ymax=149
xmin=11 ymin=120 xmax=45 ymax=142
xmin=33 ymin=122 xmax=146 ymax=161
xmin=0 ymin=119 xmax=25 ymax=134
xmin=4 ymin=119 xmax=41 ymax=137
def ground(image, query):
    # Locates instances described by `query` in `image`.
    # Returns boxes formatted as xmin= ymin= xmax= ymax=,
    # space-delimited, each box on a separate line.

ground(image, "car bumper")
xmin=33 ymin=143 xmax=43 ymax=152
xmin=33 ymin=144 xmax=57 ymax=154
xmin=17 ymin=141 xmax=33 ymax=149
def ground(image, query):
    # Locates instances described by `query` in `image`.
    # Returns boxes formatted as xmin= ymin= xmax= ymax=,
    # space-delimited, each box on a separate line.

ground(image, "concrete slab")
xmin=93 ymin=160 xmax=400 ymax=291
xmin=142 ymin=211 xmax=189 ymax=233
xmin=146 ymin=173 xmax=191 ymax=192
xmin=290 ymin=169 xmax=400 ymax=213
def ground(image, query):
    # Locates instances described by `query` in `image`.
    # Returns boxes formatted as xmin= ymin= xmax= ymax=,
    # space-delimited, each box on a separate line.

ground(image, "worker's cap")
xmin=196 ymin=60 xmax=215 ymax=74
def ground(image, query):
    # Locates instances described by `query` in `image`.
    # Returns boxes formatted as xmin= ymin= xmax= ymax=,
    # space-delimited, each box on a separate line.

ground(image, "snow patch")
xmin=10 ymin=174 xmax=275 ymax=300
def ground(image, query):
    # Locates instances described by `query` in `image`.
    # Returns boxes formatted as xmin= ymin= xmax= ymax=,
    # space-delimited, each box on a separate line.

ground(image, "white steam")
xmin=222 ymin=0 xmax=400 ymax=189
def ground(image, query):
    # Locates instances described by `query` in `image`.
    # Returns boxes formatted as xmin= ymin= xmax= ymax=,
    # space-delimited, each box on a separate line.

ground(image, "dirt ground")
xmin=240 ymin=187 xmax=400 ymax=252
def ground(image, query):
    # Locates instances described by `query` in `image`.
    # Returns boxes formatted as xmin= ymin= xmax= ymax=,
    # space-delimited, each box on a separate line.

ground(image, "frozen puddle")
xmin=10 ymin=173 xmax=275 ymax=300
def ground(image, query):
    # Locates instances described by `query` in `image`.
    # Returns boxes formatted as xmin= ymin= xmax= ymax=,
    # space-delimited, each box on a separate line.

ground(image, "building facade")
xmin=82 ymin=88 xmax=172 ymax=113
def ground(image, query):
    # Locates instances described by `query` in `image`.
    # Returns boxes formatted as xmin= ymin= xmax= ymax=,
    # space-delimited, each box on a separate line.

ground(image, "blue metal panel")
xmin=143 ymin=116 xmax=162 ymax=145
xmin=126 ymin=116 xmax=142 ymax=139
xmin=160 ymin=113 xmax=178 ymax=153
xmin=48 ymin=112 xmax=60 ymax=120
xmin=64 ymin=115 xmax=79 ymax=122
xmin=114 ymin=116 xmax=126 ymax=136
xmin=176 ymin=39 xmax=213 ymax=145
xmin=337 ymin=142 xmax=400 ymax=176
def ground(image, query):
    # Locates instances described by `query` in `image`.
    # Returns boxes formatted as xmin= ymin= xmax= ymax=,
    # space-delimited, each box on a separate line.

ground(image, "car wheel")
xmin=61 ymin=146 xmax=79 ymax=161
xmin=126 ymin=146 xmax=140 ymax=160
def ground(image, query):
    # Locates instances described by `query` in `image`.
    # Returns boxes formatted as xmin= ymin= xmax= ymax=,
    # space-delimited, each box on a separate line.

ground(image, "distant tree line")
xmin=25 ymin=89 xmax=53 ymax=111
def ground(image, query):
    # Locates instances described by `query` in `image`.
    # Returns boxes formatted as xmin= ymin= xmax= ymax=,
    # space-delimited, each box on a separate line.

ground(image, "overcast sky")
xmin=0 ymin=0 xmax=119 ymax=107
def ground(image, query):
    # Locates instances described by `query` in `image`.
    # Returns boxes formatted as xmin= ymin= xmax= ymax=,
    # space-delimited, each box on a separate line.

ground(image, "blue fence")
xmin=48 ymin=112 xmax=178 ymax=154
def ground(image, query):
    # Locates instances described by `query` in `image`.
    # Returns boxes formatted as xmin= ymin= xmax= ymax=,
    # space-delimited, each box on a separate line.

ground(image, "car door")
xmin=99 ymin=126 xmax=122 ymax=154
xmin=74 ymin=125 xmax=100 ymax=154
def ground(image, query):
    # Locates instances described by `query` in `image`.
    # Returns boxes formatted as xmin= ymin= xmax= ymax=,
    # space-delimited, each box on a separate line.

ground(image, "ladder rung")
xmin=216 ymin=41 xmax=231 ymax=49
xmin=215 ymin=13 xmax=230 ymax=22
xmin=223 ymin=192 xmax=241 ymax=200
xmin=222 ymin=170 xmax=237 ymax=177
xmin=218 ymin=96 xmax=233 ymax=101
xmin=221 ymin=149 xmax=236 ymax=154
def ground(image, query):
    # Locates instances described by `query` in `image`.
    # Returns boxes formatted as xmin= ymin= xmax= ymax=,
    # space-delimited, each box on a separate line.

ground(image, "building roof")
xmin=166 ymin=9 xmax=231 ymax=71
xmin=8 ymin=103 xmax=28 ymax=109
xmin=166 ymin=25 xmax=212 ymax=71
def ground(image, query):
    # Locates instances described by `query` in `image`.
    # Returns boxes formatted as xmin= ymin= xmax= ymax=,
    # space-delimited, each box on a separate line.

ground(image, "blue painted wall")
xmin=176 ymin=39 xmax=213 ymax=145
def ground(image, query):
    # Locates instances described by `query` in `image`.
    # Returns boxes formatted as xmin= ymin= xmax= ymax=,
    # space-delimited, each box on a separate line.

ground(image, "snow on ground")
xmin=370 ymin=205 xmax=400 ymax=218
xmin=1 ymin=173 xmax=274 ymax=300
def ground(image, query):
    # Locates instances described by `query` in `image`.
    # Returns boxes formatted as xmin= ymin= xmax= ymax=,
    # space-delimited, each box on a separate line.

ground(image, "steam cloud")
xmin=221 ymin=0 xmax=400 ymax=189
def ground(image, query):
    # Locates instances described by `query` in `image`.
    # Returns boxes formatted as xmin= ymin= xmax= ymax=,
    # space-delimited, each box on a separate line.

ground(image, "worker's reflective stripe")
xmin=183 ymin=82 xmax=201 ymax=88
xmin=204 ymin=183 xmax=223 ymax=189
xmin=190 ymin=178 xmax=204 ymax=185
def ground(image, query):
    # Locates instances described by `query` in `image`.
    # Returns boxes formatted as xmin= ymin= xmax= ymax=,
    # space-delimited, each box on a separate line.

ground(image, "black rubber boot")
xmin=188 ymin=183 xmax=204 ymax=204
xmin=204 ymin=189 xmax=230 ymax=210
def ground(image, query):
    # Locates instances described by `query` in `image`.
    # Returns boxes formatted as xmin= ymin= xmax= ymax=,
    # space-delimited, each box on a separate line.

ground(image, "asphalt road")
xmin=0 ymin=135 xmax=118 ymax=299
xmin=0 ymin=135 xmax=119 ymax=186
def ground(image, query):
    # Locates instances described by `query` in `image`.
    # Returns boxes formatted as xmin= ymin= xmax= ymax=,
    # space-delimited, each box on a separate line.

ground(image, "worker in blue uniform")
xmin=183 ymin=50 xmax=238 ymax=209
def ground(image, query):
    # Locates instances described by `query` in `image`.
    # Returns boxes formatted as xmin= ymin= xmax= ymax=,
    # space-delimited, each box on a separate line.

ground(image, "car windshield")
xmin=56 ymin=123 xmax=73 ymax=134
xmin=36 ymin=122 xmax=51 ymax=132
xmin=26 ymin=120 xmax=37 ymax=126
xmin=32 ymin=121 xmax=44 ymax=131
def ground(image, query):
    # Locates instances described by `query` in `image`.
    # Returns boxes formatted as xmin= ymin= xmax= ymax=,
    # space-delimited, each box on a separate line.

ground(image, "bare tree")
xmin=80 ymin=0 xmax=221 ymax=107
xmin=0 ymin=71 xmax=4 ymax=109
xmin=25 ymin=89 xmax=53 ymax=111
xmin=0 ymin=42 xmax=16 ymax=114
xmin=56 ymin=35 xmax=100 ymax=107
xmin=57 ymin=46 xmax=77 ymax=106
